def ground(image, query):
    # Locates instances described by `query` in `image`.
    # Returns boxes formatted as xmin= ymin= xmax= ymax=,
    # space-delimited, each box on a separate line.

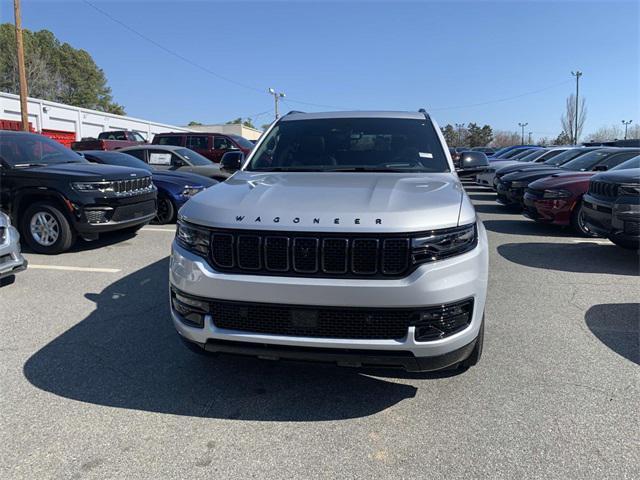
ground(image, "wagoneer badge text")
xmin=235 ymin=216 xmax=383 ymax=225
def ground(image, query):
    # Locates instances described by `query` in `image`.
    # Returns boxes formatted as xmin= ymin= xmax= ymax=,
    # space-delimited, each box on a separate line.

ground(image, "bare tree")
xmin=586 ymin=124 xmax=624 ymax=142
xmin=490 ymin=130 xmax=521 ymax=148
xmin=561 ymin=94 xmax=587 ymax=143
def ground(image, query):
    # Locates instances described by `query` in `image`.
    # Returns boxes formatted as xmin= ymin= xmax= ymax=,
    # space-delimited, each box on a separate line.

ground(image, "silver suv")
xmin=170 ymin=111 xmax=489 ymax=372
xmin=0 ymin=211 xmax=27 ymax=287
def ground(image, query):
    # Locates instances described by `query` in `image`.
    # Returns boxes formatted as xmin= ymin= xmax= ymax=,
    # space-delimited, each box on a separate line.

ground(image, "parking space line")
xmin=142 ymin=227 xmax=176 ymax=232
xmin=28 ymin=265 xmax=121 ymax=273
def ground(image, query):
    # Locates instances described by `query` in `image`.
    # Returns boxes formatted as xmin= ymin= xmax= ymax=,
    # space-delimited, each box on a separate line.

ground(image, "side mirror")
xmin=593 ymin=165 xmax=608 ymax=172
xmin=456 ymin=151 xmax=489 ymax=177
xmin=220 ymin=151 xmax=244 ymax=174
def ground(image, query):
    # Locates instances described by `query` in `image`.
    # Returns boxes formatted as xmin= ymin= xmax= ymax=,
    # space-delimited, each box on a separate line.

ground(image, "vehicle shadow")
xmin=474 ymin=204 xmax=517 ymax=215
xmin=585 ymin=303 xmax=639 ymax=365
xmin=467 ymin=193 xmax=496 ymax=201
xmin=23 ymin=258 xmax=418 ymax=421
xmin=497 ymin=242 xmax=640 ymax=276
xmin=484 ymin=219 xmax=576 ymax=237
xmin=20 ymin=229 xmax=140 ymax=254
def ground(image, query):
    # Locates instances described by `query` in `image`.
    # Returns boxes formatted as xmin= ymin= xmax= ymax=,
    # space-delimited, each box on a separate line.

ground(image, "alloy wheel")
xmin=29 ymin=211 xmax=60 ymax=246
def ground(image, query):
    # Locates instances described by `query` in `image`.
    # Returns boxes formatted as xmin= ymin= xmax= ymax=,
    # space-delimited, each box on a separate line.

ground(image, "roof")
xmin=280 ymin=111 xmax=427 ymax=121
xmin=119 ymin=144 xmax=184 ymax=152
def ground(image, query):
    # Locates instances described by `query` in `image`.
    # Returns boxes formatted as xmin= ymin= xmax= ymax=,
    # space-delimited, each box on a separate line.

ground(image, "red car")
xmin=523 ymin=149 xmax=640 ymax=235
xmin=152 ymin=132 xmax=253 ymax=163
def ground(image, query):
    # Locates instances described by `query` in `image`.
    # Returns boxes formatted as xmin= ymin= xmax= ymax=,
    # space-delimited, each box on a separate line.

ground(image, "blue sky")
xmin=1 ymin=0 xmax=638 ymax=139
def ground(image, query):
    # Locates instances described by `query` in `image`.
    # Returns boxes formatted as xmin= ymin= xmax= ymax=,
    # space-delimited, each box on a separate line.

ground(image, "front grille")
xmin=84 ymin=209 xmax=110 ymax=224
xmin=624 ymin=221 xmax=640 ymax=236
xmin=209 ymin=230 xmax=411 ymax=278
xmin=212 ymin=301 xmax=413 ymax=340
xmin=113 ymin=176 xmax=153 ymax=195
xmin=589 ymin=181 xmax=618 ymax=198
xmin=111 ymin=200 xmax=156 ymax=222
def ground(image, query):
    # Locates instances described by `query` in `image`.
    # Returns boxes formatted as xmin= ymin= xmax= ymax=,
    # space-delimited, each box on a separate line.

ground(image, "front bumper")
xmin=475 ymin=170 xmax=496 ymax=188
xmin=169 ymin=222 xmax=489 ymax=365
xmin=496 ymin=183 xmax=525 ymax=206
xmin=583 ymin=194 xmax=640 ymax=242
xmin=0 ymin=225 xmax=27 ymax=280
xmin=522 ymin=193 xmax=574 ymax=225
xmin=73 ymin=195 xmax=157 ymax=234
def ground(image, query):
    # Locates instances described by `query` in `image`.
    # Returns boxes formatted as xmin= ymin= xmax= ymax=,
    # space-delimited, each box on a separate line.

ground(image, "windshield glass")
xmin=544 ymin=148 xmax=592 ymax=166
xmin=230 ymin=135 xmax=255 ymax=150
xmin=612 ymin=155 xmax=640 ymax=170
xmin=175 ymin=148 xmax=212 ymax=166
xmin=0 ymin=132 xmax=85 ymax=167
xmin=500 ymin=148 xmax=531 ymax=159
xmin=85 ymin=151 xmax=152 ymax=171
xmin=561 ymin=150 xmax=616 ymax=171
xmin=246 ymin=117 xmax=449 ymax=173
xmin=517 ymin=149 xmax=547 ymax=162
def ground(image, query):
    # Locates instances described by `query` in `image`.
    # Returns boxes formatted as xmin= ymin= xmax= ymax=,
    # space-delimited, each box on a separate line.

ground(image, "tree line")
xmin=0 ymin=24 xmax=124 ymax=114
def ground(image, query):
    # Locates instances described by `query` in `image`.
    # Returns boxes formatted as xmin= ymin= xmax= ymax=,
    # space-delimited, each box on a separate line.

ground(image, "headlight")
xmin=176 ymin=218 xmax=210 ymax=256
xmin=511 ymin=181 xmax=529 ymax=188
xmin=618 ymin=185 xmax=640 ymax=196
xmin=411 ymin=223 xmax=477 ymax=263
xmin=181 ymin=186 xmax=204 ymax=197
xmin=542 ymin=189 xmax=571 ymax=199
xmin=71 ymin=181 xmax=114 ymax=193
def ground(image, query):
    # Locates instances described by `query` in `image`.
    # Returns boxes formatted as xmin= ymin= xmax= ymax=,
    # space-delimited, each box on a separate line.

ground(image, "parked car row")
xmin=474 ymin=145 xmax=640 ymax=249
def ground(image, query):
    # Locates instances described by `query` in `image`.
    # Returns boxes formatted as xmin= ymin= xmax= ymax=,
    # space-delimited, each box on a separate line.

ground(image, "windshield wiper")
xmin=250 ymin=167 xmax=324 ymax=172
xmin=327 ymin=167 xmax=420 ymax=173
xmin=12 ymin=163 xmax=48 ymax=168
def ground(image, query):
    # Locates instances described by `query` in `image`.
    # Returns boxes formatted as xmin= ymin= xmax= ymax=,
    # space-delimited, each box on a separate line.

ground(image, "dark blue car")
xmin=80 ymin=150 xmax=217 ymax=224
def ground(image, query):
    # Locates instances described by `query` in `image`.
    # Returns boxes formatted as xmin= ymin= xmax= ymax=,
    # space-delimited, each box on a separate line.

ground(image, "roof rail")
xmin=285 ymin=110 xmax=305 ymax=116
xmin=418 ymin=108 xmax=430 ymax=119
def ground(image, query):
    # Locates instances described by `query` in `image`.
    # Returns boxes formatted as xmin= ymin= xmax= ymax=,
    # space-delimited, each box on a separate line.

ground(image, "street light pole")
xmin=518 ymin=122 xmax=528 ymax=144
xmin=571 ymin=70 xmax=582 ymax=144
xmin=268 ymin=88 xmax=286 ymax=120
xmin=13 ymin=0 xmax=29 ymax=131
xmin=622 ymin=120 xmax=632 ymax=140
xmin=528 ymin=131 xmax=532 ymax=144
xmin=455 ymin=123 xmax=465 ymax=147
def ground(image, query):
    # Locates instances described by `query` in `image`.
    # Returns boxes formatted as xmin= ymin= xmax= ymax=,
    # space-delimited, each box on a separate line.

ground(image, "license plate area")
xmin=290 ymin=309 xmax=319 ymax=329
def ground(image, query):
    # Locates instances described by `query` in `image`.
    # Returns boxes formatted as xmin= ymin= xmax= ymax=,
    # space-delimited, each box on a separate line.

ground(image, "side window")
xmin=214 ymin=137 xmax=233 ymax=150
xmin=156 ymin=136 xmax=183 ymax=146
xmin=126 ymin=149 xmax=147 ymax=162
xmin=187 ymin=136 xmax=209 ymax=150
xmin=148 ymin=150 xmax=173 ymax=166
xmin=130 ymin=132 xmax=146 ymax=142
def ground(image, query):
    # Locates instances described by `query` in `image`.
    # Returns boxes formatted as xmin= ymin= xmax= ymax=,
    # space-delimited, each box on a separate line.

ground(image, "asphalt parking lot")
xmin=1 ymin=183 xmax=638 ymax=480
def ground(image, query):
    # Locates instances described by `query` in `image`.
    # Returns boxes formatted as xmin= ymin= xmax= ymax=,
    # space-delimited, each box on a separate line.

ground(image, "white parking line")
xmin=566 ymin=239 xmax=613 ymax=245
xmin=142 ymin=227 xmax=176 ymax=232
xmin=28 ymin=265 xmax=121 ymax=273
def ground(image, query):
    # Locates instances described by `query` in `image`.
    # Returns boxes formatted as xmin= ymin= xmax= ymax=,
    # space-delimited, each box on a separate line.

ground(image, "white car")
xmin=0 ymin=211 xmax=27 ymax=287
xmin=170 ymin=110 xmax=488 ymax=372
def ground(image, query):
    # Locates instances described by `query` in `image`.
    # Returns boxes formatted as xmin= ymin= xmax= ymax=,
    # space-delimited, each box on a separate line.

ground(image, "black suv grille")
xmin=212 ymin=301 xmax=413 ymax=340
xmin=113 ymin=177 xmax=153 ymax=195
xmin=589 ymin=180 xmax=618 ymax=198
xmin=209 ymin=230 xmax=411 ymax=278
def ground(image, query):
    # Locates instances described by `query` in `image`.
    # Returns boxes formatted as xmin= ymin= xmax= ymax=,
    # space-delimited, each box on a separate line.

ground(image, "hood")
xmin=502 ymin=167 xmax=560 ymax=182
xmin=591 ymin=167 xmax=640 ymax=185
xmin=497 ymin=162 xmax=551 ymax=175
xmin=10 ymin=162 xmax=150 ymax=181
xmin=528 ymin=171 xmax=595 ymax=190
xmin=180 ymin=171 xmax=467 ymax=232
xmin=152 ymin=170 xmax=217 ymax=187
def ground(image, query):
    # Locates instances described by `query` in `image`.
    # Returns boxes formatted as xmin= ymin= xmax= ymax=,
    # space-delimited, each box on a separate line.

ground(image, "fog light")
xmin=172 ymin=291 xmax=208 ymax=328
xmin=412 ymin=300 xmax=473 ymax=341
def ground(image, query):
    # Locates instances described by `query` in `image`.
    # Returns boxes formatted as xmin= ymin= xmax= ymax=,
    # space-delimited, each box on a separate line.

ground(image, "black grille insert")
xmin=589 ymin=181 xmax=618 ymax=198
xmin=208 ymin=230 xmax=412 ymax=278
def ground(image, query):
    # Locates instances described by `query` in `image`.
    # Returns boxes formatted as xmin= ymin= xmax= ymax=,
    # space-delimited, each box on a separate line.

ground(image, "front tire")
xmin=571 ymin=201 xmax=600 ymax=237
xmin=154 ymin=196 xmax=176 ymax=224
xmin=21 ymin=202 xmax=75 ymax=254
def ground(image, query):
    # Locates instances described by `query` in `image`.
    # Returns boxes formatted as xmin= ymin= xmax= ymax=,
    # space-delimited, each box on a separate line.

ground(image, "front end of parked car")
xmin=0 ymin=212 xmax=27 ymax=286
xmin=522 ymin=173 xmax=594 ymax=225
xmin=583 ymin=170 xmax=640 ymax=249
xmin=67 ymin=175 xmax=158 ymax=237
xmin=169 ymin=171 xmax=488 ymax=372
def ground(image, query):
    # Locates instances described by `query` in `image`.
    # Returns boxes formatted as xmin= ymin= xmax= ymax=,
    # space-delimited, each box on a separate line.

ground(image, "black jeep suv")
xmin=0 ymin=131 xmax=157 ymax=254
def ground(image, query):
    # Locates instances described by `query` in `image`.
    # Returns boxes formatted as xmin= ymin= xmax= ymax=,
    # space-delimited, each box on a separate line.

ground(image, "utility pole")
xmin=622 ymin=120 xmax=632 ymax=140
xmin=455 ymin=123 xmax=465 ymax=147
xmin=268 ymin=88 xmax=285 ymax=119
xmin=13 ymin=0 xmax=29 ymax=131
xmin=571 ymin=70 xmax=582 ymax=145
xmin=518 ymin=122 xmax=528 ymax=144
xmin=528 ymin=131 xmax=532 ymax=144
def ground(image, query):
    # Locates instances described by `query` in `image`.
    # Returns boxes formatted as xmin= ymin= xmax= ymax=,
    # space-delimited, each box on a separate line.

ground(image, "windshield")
xmin=612 ymin=155 xmax=640 ymax=170
xmin=84 ymin=151 xmax=152 ymax=171
xmin=175 ymin=148 xmax=212 ymax=166
xmin=500 ymin=148 xmax=531 ymax=159
xmin=561 ymin=150 xmax=617 ymax=171
xmin=516 ymin=149 xmax=547 ymax=162
xmin=0 ymin=132 xmax=85 ymax=167
xmin=246 ymin=117 xmax=449 ymax=173
xmin=544 ymin=148 xmax=593 ymax=166
xmin=230 ymin=135 xmax=255 ymax=150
